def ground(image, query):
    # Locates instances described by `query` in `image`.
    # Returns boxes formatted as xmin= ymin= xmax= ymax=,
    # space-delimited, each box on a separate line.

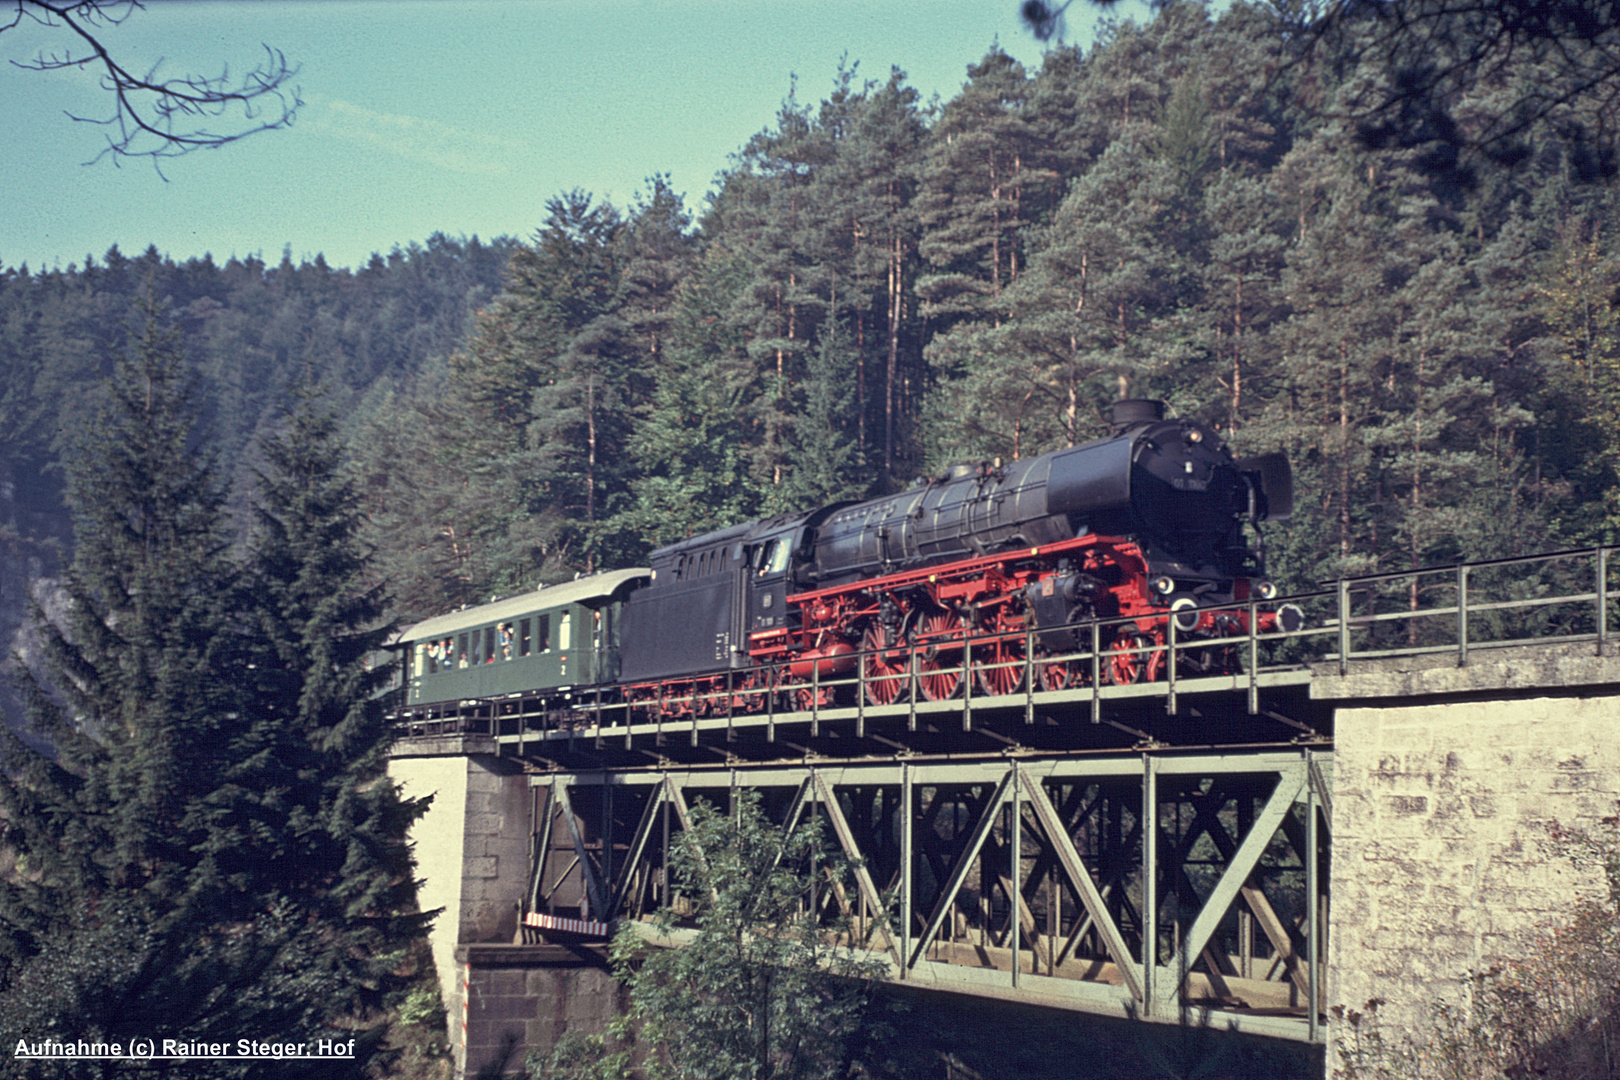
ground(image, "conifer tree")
xmin=728 ymin=88 xmax=836 ymax=497
xmin=616 ymin=175 xmax=698 ymax=373
xmin=1532 ymin=210 xmax=1620 ymax=541
xmin=238 ymin=383 xmax=430 ymax=1028
xmin=914 ymin=48 xmax=1047 ymax=335
xmin=838 ymin=69 xmax=926 ymax=490
xmin=777 ymin=318 xmax=868 ymax=509
xmin=0 ymin=307 xmax=423 ymax=1077
xmin=0 ymin=301 xmax=301 ymax=1073
xmin=922 ymin=124 xmax=1188 ymax=466
xmin=611 ymin=247 xmax=764 ymax=549
xmin=1198 ymin=170 xmax=1290 ymax=434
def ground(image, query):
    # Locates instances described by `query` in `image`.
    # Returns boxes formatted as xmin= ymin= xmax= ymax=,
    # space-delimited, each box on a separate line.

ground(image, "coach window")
xmin=559 ymin=611 xmax=572 ymax=650
xmin=537 ymin=613 xmax=551 ymax=653
xmin=458 ymin=633 xmax=470 ymax=668
xmin=519 ymin=618 xmax=531 ymax=656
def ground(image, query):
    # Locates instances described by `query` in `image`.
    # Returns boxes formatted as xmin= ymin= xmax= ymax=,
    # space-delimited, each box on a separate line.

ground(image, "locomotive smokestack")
xmin=1110 ymin=399 xmax=1165 ymax=435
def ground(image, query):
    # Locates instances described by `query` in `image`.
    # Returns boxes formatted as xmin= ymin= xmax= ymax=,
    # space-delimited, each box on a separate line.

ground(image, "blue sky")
xmin=3 ymin=0 xmax=1148 ymax=273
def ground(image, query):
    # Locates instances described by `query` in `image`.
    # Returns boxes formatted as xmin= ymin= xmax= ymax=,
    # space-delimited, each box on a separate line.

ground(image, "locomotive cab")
xmin=742 ymin=526 xmax=796 ymax=635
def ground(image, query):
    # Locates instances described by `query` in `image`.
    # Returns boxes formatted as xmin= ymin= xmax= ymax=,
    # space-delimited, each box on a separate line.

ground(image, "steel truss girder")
xmin=525 ymin=749 xmax=1332 ymax=1043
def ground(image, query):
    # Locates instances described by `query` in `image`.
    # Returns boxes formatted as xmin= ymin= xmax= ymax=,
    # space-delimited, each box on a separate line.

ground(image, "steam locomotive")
xmin=397 ymin=400 xmax=1299 ymax=721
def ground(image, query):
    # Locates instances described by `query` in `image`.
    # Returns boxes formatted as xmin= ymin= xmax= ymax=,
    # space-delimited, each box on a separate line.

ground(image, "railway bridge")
xmin=388 ymin=547 xmax=1620 ymax=1078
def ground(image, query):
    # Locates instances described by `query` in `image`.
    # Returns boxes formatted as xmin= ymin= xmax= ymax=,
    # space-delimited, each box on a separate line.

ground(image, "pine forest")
xmin=4 ymin=0 xmax=1620 ymax=671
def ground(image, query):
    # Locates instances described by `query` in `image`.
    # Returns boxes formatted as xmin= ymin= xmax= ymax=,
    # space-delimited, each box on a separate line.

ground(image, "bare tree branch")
xmin=6 ymin=0 xmax=300 ymax=171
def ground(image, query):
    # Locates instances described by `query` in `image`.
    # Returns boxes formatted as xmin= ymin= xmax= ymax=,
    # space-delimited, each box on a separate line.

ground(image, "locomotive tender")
xmin=399 ymin=400 xmax=1298 ymax=721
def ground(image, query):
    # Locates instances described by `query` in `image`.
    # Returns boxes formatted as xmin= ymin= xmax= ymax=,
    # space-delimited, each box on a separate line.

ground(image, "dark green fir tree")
xmin=236 ymin=381 xmax=431 ymax=1049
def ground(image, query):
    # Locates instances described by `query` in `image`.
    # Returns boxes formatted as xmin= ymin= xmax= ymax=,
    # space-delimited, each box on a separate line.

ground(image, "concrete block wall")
xmin=1319 ymin=648 xmax=1620 ymax=1068
xmin=388 ymin=736 xmax=536 ymax=1075
xmin=458 ymin=944 xmax=625 ymax=1078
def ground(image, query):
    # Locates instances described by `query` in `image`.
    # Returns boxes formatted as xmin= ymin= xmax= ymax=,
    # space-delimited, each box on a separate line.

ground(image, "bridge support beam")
xmin=527 ymin=748 xmax=1332 ymax=1044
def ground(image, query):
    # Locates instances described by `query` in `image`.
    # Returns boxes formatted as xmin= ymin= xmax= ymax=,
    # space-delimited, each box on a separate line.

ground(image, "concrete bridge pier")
xmin=1316 ymin=643 xmax=1620 ymax=1072
xmin=387 ymin=735 xmax=624 ymax=1078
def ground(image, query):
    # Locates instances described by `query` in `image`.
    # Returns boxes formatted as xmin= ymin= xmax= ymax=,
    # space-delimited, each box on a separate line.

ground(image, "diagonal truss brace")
xmin=612 ymin=776 xmax=671 ymax=917
xmin=811 ymin=771 xmax=901 ymax=964
xmin=1163 ymin=761 xmax=1307 ymax=1009
xmin=553 ymin=780 xmax=610 ymax=921
xmin=534 ymin=750 xmax=1330 ymax=1043
xmin=908 ymin=771 xmax=1014 ymax=969
xmin=527 ymin=782 xmax=557 ymax=914
xmin=1024 ymin=777 xmax=1145 ymax=1001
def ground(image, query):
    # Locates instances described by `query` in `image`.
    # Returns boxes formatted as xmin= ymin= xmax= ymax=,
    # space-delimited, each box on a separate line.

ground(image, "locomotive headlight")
xmin=1254 ymin=580 xmax=1279 ymax=600
xmin=1152 ymin=575 xmax=1176 ymax=595
xmin=1187 ymin=429 xmax=1203 ymax=443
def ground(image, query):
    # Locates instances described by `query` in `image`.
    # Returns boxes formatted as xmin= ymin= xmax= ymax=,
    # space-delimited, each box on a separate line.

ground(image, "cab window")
xmin=767 ymin=539 xmax=791 ymax=574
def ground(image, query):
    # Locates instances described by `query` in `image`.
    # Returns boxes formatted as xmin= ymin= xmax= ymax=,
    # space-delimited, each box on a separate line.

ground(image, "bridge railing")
xmin=640 ymin=543 xmax=1616 ymax=726
xmin=1319 ymin=545 xmax=1616 ymax=673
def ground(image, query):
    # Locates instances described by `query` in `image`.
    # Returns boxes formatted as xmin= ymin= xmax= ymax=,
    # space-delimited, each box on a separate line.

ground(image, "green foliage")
xmin=0 ymin=235 xmax=512 ymax=541
xmin=0 ymin=304 xmax=428 ymax=1076
xmin=610 ymin=791 xmax=888 ymax=1080
xmin=526 ymin=1022 xmax=635 ymax=1080
xmin=1531 ymin=210 xmax=1620 ymax=542
xmin=0 ymin=300 xmax=239 ymax=935
xmin=239 ymin=383 xmax=431 ymax=1012
xmin=387 ymin=975 xmax=454 ymax=1080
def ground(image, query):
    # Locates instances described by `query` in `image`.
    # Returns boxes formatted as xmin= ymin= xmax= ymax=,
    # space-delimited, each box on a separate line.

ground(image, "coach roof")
xmin=399 ymin=567 xmax=649 ymax=642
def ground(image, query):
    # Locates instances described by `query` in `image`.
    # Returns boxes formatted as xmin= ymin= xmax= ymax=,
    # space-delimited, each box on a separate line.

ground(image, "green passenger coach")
xmin=399 ymin=567 xmax=648 ymax=712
